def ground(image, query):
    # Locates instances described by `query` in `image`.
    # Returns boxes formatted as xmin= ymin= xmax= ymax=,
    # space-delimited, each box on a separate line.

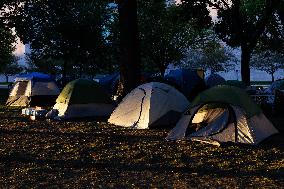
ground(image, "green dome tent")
xmin=167 ymin=85 xmax=278 ymax=145
xmin=53 ymin=79 xmax=114 ymax=119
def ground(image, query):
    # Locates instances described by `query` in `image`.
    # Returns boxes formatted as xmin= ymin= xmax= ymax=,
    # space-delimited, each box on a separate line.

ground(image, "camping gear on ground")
xmin=164 ymin=68 xmax=206 ymax=101
xmin=166 ymin=85 xmax=278 ymax=145
xmin=52 ymin=79 xmax=114 ymax=119
xmin=6 ymin=72 xmax=60 ymax=107
xmin=30 ymin=108 xmax=48 ymax=120
xmin=45 ymin=109 xmax=59 ymax=119
xmin=22 ymin=107 xmax=35 ymax=115
xmin=205 ymin=74 xmax=226 ymax=87
xmin=108 ymin=82 xmax=190 ymax=129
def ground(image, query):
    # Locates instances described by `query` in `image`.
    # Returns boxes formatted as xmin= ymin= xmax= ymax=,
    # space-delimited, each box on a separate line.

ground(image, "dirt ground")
xmin=0 ymin=88 xmax=284 ymax=188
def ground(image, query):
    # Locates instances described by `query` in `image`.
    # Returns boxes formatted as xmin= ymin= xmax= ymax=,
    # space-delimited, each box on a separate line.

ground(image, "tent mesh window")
xmin=17 ymin=81 xmax=29 ymax=96
xmin=185 ymin=103 xmax=237 ymax=138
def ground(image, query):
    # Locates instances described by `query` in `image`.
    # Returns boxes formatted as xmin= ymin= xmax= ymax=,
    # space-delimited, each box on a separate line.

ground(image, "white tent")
xmin=166 ymin=86 xmax=278 ymax=145
xmin=108 ymin=82 xmax=190 ymax=129
xmin=6 ymin=73 xmax=60 ymax=107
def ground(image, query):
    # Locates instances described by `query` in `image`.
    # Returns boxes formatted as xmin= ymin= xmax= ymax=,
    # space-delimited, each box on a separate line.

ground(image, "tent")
xmin=165 ymin=69 xmax=206 ymax=101
xmin=166 ymin=85 xmax=278 ymax=145
xmin=52 ymin=79 xmax=114 ymax=119
xmin=97 ymin=73 xmax=119 ymax=95
xmin=108 ymin=82 xmax=190 ymax=129
xmin=205 ymin=73 xmax=226 ymax=87
xmin=6 ymin=72 xmax=60 ymax=107
xmin=265 ymin=79 xmax=284 ymax=94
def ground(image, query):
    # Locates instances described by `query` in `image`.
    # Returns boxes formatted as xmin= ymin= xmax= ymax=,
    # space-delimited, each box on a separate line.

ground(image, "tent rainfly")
xmin=205 ymin=73 xmax=226 ymax=88
xmin=6 ymin=72 xmax=60 ymax=107
xmin=166 ymin=85 xmax=278 ymax=145
xmin=108 ymin=82 xmax=190 ymax=129
xmin=52 ymin=79 xmax=114 ymax=119
xmin=164 ymin=68 xmax=206 ymax=101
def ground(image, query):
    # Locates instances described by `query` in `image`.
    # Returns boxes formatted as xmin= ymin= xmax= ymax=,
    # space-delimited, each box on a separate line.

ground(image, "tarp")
xmin=15 ymin=72 xmax=54 ymax=82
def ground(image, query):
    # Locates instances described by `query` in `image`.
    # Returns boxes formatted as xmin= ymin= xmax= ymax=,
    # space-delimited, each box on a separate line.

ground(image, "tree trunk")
xmin=117 ymin=0 xmax=141 ymax=96
xmin=157 ymin=63 xmax=166 ymax=77
xmin=241 ymin=46 xmax=251 ymax=86
xmin=271 ymin=72 xmax=275 ymax=82
xmin=5 ymin=75 xmax=8 ymax=83
xmin=62 ymin=60 xmax=67 ymax=86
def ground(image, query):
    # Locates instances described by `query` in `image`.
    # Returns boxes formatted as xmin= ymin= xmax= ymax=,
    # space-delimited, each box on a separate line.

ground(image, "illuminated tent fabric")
xmin=6 ymin=72 xmax=60 ymax=107
xmin=166 ymin=85 xmax=278 ymax=145
xmin=108 ymin=82 xmax=190 ymax=129
xmin=205 ymin=74 xmax=226 ymax=87
xmin=53 ymin=79 xmax=114 ymax=119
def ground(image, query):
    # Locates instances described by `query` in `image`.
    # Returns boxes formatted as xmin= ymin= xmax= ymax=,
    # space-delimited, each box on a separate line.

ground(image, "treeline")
xmin=0 ymin=0 xmax=284 ymax=92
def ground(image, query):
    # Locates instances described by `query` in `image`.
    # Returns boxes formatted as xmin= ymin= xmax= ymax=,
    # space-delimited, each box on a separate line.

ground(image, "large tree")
xmin=10 ymin=0 xmax=112 ymax=82
xmin=0 ymin=3 xmax=16 ymax=77
xmin=251 ymin=50 xmax=284 ymax=82
xmin=115 ymin=0 xmax=141 ymax=95
xmin=185 ymin=33 xmax=236 ymax=73
xmin=138 ymin=0 xmax=211 ymax=76
xmin=209 ymin=0 xmax=283 ymax=85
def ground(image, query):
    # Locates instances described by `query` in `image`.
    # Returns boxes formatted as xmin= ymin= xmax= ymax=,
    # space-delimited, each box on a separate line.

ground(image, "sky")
xmin=14 ymin=38 xmax=25 ymax=56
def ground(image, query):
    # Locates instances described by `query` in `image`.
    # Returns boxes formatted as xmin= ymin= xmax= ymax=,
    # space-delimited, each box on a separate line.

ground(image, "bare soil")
xmin=0 ymin=88 xmax=283 ymax=188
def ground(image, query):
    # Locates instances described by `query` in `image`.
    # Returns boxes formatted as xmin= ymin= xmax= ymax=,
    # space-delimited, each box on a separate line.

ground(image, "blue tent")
xmin=205 ymin=73 xmax=226 ymax=87
xmin=15 ymin=72 xmax=54 ymax=82
xmin=165 ymin=69 xmax=206 ymax=100
xmin=98 ymin=73 xmax=119 ymax=94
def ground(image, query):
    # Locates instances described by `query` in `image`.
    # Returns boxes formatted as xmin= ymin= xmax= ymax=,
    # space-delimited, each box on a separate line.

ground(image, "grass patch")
xmin=0 ymin=82 xmax=12 ymax=85
xmin=251 ymin=81 xmax=272 ymax=85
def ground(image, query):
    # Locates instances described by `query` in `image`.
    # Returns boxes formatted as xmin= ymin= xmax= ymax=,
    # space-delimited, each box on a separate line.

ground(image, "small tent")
xmin=166 ymin=85 xmax=278 ymax=145
xmin=52 ymin=79 xmax=114 ymax=119
xmin=6 ymin=72 xmax=60 ymax=107
xmin=97 ymin=73 xmax=120 ymax=95
xmin=205 ymin=73 xmax=226 ymax=87
xmin=108 ymin=82 xmax=190 ymax=129
xmin=265 ymin=79 xmax=284 ymax=94
xmin=164 ymin=69 xmax=206 ymax=101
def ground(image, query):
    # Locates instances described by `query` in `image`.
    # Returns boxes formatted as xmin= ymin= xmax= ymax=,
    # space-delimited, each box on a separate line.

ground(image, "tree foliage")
xmin=0 ymin=2 xmax=17 ymax=75
xmin=138 ymin=0 xmax=211 ymax=75
xmin=183 ymin=32 xmax=236 ymax=73
xmin=251 ymin=50 xmax=284 ymax=82
xmin=210 ymin=0 xmax=284 ymax=85
xmin=11 ymin=0 xmax=116 ymax=78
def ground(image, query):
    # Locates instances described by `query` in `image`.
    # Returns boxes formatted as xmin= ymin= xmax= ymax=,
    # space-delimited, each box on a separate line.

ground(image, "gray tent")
xmin=166 ymin=86 xmax=278 ymax=145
